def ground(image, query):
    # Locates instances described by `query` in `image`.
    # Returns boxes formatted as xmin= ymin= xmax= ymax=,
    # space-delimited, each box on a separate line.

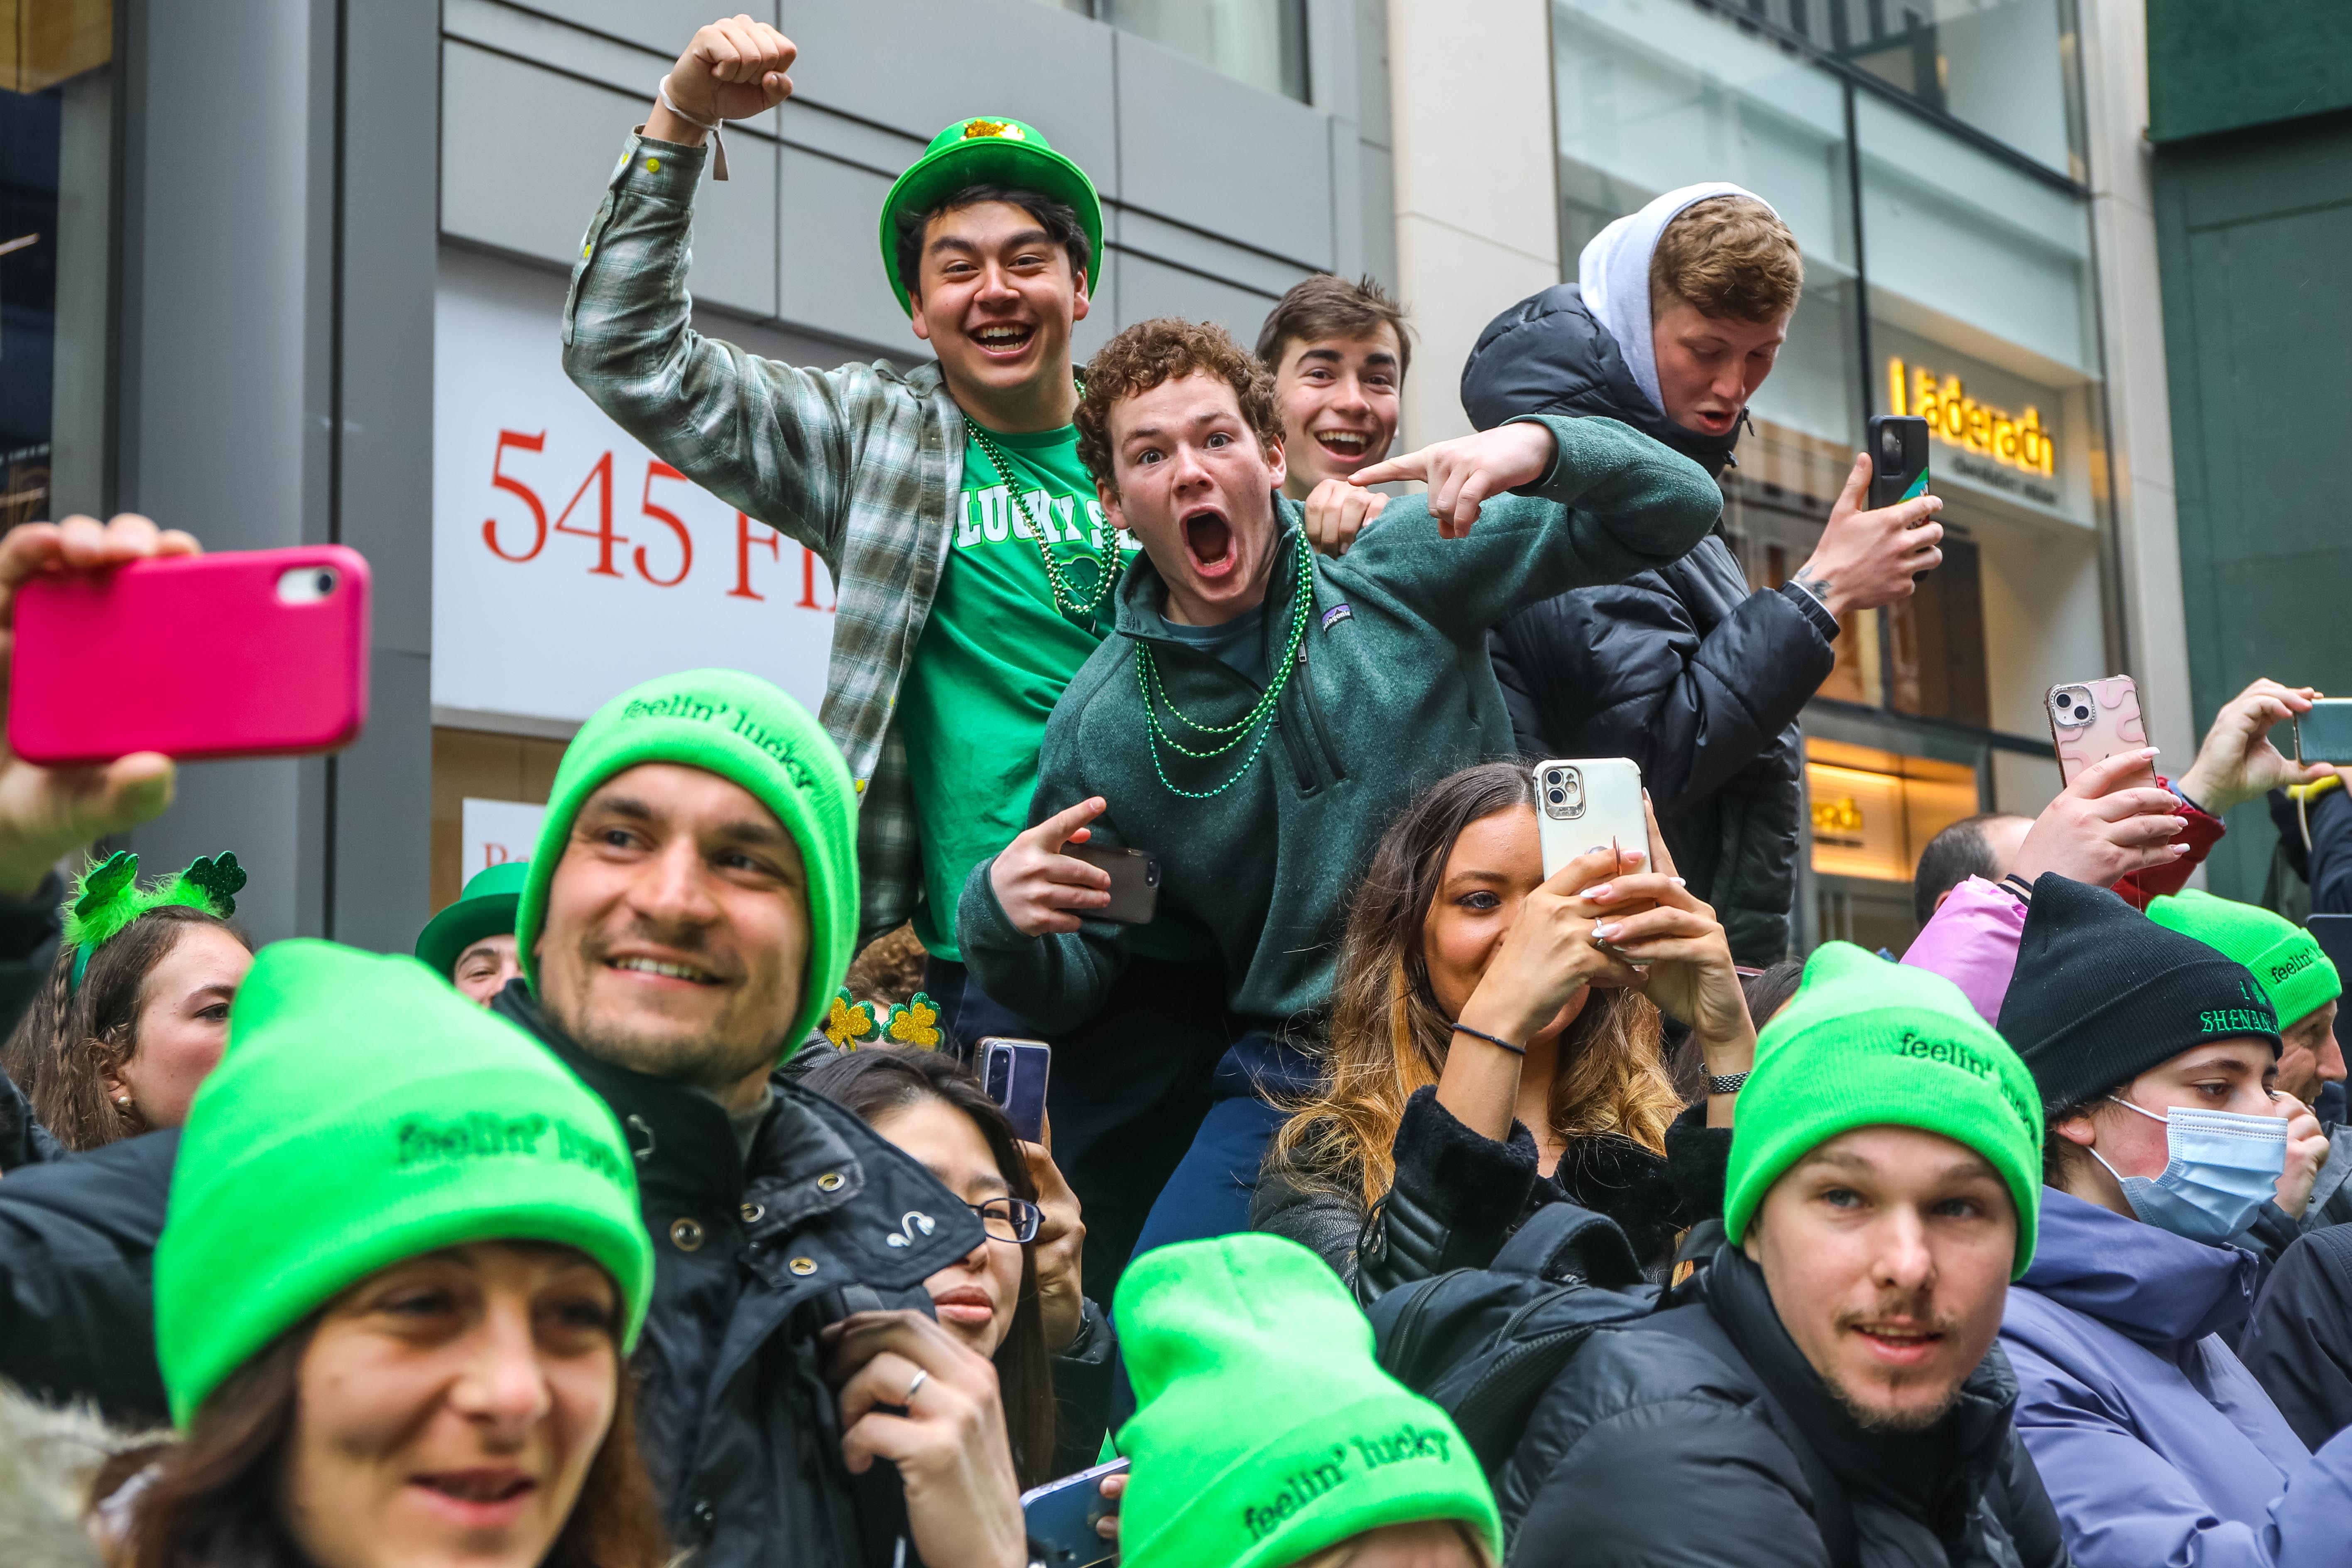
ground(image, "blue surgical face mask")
xmin=2088 ymin=1095 xmax=2287 ymax=1245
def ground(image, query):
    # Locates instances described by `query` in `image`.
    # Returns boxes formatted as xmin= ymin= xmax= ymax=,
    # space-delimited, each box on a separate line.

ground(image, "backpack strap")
xmin=1634 ymin=1307 xmax=1861 ymax=1568
xmin=1488 ymin=1201 xmax=1645 ymax=1289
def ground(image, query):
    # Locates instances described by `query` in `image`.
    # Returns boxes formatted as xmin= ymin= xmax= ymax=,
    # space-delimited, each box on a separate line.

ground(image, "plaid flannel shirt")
xmin=563 ymin=132 xmax=962 ymax=946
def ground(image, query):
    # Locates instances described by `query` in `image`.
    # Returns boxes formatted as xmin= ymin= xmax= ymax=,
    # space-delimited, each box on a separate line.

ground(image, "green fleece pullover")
xmin=956 ymin=414 xmax=1721 ymax=1031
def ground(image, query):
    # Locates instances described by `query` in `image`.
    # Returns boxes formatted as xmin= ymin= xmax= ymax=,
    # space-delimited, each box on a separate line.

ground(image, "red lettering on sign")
xmin=798 ymin=548 xmax=835 ymax=612
xmin=731 ymin=513 xmax=780 ymax=600
xmin=552 ymin=451 xmax=625 ymax=577
xmin=483 ymin=430 xmax=549 ymax=562
xmin=634 ymin=461 xmax=693 ymax=587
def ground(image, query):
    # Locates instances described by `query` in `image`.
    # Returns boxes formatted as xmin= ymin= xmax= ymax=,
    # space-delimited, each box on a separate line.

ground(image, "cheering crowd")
xmin=1 ymin=15 xmax=2350 ymax=1568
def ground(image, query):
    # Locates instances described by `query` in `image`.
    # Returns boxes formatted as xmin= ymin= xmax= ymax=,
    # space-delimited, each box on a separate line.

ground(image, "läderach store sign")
xmin=1873 ymin=323 xmax=2093 ymax=528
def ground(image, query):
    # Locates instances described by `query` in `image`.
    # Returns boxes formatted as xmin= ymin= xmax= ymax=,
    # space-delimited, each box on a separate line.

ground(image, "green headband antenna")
xmin=64 ymin=850 xmax=247 ymax=991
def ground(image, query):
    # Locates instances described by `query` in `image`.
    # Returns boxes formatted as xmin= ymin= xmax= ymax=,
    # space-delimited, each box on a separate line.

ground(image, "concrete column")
xmin=1386 ymin=0 xmax=1561 ymax=447
xmin=2080 ymin=0 xmax=2196 ymax=787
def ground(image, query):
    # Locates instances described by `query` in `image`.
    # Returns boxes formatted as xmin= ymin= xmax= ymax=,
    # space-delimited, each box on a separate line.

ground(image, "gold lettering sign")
xmin=1887 ymin=358 xmax=2054 ymax=478
xmin=1812 ymin=795 xmax=1864 ymax=841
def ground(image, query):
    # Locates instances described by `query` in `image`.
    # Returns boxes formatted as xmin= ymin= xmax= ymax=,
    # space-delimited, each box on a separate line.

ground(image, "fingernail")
xmin=1595 ymin=923 xmax=1621 ymax=941
xmin=1589 ymin=884 xmax=1614 ymax=900
xmin=1670 ymin=877 xmax=1686 ymax=887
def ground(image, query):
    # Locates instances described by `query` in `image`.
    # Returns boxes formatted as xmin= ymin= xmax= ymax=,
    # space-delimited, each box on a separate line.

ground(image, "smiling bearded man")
xmin=957 ymin=317 xmax=1723 ymax=1257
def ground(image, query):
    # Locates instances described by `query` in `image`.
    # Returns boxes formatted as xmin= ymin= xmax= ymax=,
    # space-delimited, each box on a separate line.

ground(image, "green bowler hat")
xmin=877 ymin=116 xmax=1103 ymax=316
xmin=414 ymin=860 xmax=529 ymax=979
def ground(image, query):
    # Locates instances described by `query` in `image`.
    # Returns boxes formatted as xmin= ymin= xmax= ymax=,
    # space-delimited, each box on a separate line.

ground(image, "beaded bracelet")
xmin=1450 ymin=1023 xmax=1526 ymax=1057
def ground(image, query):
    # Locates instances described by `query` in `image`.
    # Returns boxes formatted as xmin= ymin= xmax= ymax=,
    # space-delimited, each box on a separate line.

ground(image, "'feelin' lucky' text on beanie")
xmin=1998 ymin=874 xmax=2281 ymax=1113
xmin=154 ymin=941 xmax=653 ymax=1428
xmin=1114 ymin=1234 xmax=1500 ymax=1568
xmin=1724 ymin=942 xmax=2044 ymax=1277
xmin=2148 ymin=887 xmax=2341 ymax=1031
xmin=514 ymin=669 xmax=860 ymax=1050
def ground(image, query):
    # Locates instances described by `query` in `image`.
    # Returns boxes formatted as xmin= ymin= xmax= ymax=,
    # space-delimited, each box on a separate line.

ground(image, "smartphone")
xmin=10 ymin=546 xmax=371 ymax=766
xmin=2046 ymin=676 xmax=2156 ymax=790
xmin=1533 ymin=758 xmax=1647 ymax=880
xmin=1064 ymin=842 xmax=1159 ymax=925
xmin=1867 ymin=414 xmax=1931 ymax=509
xmin=1020 ymin=1457 xmax=1128 ymax=1568
xmin=979 ymin=1037 xmax=1051 ymax=1143
xmin=2293 ymin=698 xmax=2352 ymax=765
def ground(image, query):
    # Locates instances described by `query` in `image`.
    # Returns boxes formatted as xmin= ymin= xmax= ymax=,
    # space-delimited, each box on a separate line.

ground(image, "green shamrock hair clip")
xmin=822 ymin=987 xmax=886 ymax=1050
xmin=883 ymin=992 xmax=943 ymax=1051
xmin=64 ymin=850 xmax=247 ymax=991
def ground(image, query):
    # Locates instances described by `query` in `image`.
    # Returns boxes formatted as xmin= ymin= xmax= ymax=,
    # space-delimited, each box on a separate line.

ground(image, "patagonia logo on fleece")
xmin=395 ymin=1112 xmax=629 ymax=1185
xmin=1321 ymin=604 xmax=1353 ymax=631
xmin=1240 ymin=1423 xmax=1456 ymax=1541
xmin=622 ymin=691 xmax=816 ymax=789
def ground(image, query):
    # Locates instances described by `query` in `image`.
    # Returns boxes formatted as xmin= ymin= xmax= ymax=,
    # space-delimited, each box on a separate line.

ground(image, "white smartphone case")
xmin=1533 ymin=758 xmax=1647 ymax=880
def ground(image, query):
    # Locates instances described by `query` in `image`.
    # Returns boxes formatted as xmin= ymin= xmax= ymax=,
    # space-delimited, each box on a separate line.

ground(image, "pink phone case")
xmin=10 ymin=546 xmax=371 ymax=765
xmin=2047 ymin=676 xmax=2154 ymax=790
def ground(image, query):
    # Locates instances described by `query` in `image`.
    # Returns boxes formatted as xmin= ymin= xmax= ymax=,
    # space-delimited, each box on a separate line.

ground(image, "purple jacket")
xmin=2002 ymin=1187 xmax=2352 ymax=1568
xmin=1901 ymin=875 xmax=2022 ymax=1022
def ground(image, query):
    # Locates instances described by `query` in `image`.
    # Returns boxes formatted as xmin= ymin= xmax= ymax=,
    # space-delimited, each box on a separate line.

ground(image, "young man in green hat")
xmin=1499 ymin=943 xmax=2062 ymax=1567
xmin=961 ymin=316 xmax=1722 ymax=1256
xmin=566 ymin=17 xmax=1234 ymax=1293
xmin=413 ymin=858 xmax=528 ymax=1004
xmin=2148 ymin=887 xmax=2347 ymax=1232
xmin=0 ymin=666 xmax=1037 ymax=1568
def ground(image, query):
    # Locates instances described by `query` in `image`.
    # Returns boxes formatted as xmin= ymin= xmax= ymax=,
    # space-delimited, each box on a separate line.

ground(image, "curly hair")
xmin=1270 ymin=761 xmax=1684 ymax=1204
xmin=1074 ymin=317 xmax=1284 ymax=494
xmin=1650 ymin=194 xmax=1803 ymax=325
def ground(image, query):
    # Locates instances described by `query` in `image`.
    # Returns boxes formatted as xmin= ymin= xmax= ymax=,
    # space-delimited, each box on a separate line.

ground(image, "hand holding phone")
xmin=1020 ymin=1458 xmax=1129 ymax=1568
xmin=0 ymin=514 xmax=201 ymax=897
xmin=10 ymin=544 xmax=370 ymax=766
xmin=1534 ymin=759 xmax=1649 ymax=880
xmin=2047 ymin=677 xmax=2157 ymax=791
xmin=980 ymin=1037 xmax=1051 ymax=1143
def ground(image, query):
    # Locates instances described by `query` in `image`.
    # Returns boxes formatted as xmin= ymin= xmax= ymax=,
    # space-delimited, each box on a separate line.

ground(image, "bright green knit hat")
xmin=2148 ymin=888 xmax=2340 ymax=1030
xmin=514 ymin=670 xmax=859 ymax=1051
xmin=154 ymin=941 xmax=652 ymax=1428
xmin=1114 ymin=1235 xmax=1500 ymax=1568
xmin=1725 ymin=943 xmax=2044 ymax=1279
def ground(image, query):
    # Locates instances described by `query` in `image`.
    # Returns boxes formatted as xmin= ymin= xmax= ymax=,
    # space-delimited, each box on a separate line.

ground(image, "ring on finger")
xmin=902 ymin=1368 xmax=929 ymax=1407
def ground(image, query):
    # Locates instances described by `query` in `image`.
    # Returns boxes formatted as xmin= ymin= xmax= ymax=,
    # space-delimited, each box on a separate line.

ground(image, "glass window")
xmin=1 ymin=1 xmax=115 ymax=527
xmin=1701 ymin=0 xmax=2085 ymax=178
xmin=1042 ymin=0 xmax=1310 ymax=102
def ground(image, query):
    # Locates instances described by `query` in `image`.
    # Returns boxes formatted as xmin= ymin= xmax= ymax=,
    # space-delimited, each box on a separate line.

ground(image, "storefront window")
xmin=1042 ymin=0 xmax=1310 ymax=102
xmin=0 ymin=0 xmax=114 ymax=527
xmin=1806 ymin=736 xmax=1980 ymax=951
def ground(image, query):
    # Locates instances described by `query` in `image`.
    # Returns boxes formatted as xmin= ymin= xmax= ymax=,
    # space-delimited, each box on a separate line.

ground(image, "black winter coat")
xmin=2239 ymin=1224 xmax=2352 ymax=1450
xmin=0 ymin=872 xmax=66 ymax=1170
xmin=0 ymin=980 xmax=1002 ymax=1568
xmin=1464 ymin=285 xmax=1837 ymax=965
xmin=1502 ymin=1243 xmax=2072 ymax=1568
xmin=1249 ymin=1085 xmax=1730 ymax=1294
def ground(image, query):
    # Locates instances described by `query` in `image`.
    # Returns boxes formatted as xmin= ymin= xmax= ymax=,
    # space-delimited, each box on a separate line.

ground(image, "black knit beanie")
xmin=1997 ymin=874 xmax=2280 ymax=1112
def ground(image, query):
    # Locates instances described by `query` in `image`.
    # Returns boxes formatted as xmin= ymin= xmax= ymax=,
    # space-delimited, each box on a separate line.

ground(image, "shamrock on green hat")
xmin=1725 ymin=942 xmax=2045 ymax=1279
xmin=414 ymin=859 xmax=529 ymax=980
xmin=2148 ymin=888 xmax=2341 ymax=1031
xmin=155 ymin=941 xmax=653 ymax=1428
xmin=877 ymin=117 xmax=1104 ymax=315
xmin=1113 ymin=1234 xmax=1500 ymax=1568
xmin=514 ymin=670 xmax=860 ymax=1053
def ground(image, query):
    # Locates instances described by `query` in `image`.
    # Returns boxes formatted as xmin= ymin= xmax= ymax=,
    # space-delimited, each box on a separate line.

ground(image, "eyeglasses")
xmin=970 ymin=1196 xmax=1042 ymax=1245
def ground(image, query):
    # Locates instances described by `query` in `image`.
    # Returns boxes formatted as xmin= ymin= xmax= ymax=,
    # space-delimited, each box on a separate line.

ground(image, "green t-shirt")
xmin=900 ymin=422 xmax=1137 ymax=960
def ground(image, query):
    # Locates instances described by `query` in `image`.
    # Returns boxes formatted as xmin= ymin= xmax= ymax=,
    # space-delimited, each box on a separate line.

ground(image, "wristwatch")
xmin=1707 ymin=1072 xmax=1749 ymax=1095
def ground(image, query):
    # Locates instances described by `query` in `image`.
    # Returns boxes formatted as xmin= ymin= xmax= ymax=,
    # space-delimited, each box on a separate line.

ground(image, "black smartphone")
xmin=1064 ymin=842 xmax=1160 ymax=924
xmin=1867 ymin=414 xmax=1931 ymax=510
xmin=2293 ymin=698 xmax=2352 ymax=765
xmin=979 ymin=1037 xmax=1051 ymax=1143
xmin=1019 ymin=1457 xmax=1127 ymax=1568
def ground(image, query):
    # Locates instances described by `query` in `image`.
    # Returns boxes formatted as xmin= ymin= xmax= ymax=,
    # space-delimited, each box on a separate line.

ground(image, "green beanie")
xmin=1725 ymin=943 xmax=2044 ymax=1279
xmin=2149 ymin=888 xmax=2340 ymax=1031
xmin=1113 ymin=1235 xmax=1500 ymax=1568
xmin=155 ymin=941 xmax=653 ymax=1428
xmin=514 ymin=670 xmax=859 ymax=1051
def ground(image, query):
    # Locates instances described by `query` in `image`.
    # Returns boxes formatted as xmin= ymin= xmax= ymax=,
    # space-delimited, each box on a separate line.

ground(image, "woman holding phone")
xmin=1254 ymin=761 xmax=1756 ymax=1289
xmin=97 ymin=940 xmax=664 ymax=1568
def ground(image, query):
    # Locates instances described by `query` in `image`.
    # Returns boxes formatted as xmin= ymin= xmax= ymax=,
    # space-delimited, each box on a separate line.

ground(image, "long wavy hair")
xmin=1272 ymin=761 xmax=1683 ymax=1203
xmin=795 ymin=1046 xmax=1058 ymax=1488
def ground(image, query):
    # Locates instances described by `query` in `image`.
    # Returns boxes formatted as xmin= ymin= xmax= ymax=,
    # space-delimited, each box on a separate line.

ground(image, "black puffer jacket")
xmin=1249 ymin=1085 xmax=1730 ymax=1294
xmin=1502 ymin=1242 xmax=2071 ymax=1568
xmin=1464 ymin=285 xmax=1838 ymax=965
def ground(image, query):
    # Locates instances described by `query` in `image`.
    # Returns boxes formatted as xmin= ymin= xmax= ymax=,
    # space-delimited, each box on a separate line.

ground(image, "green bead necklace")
xmin=1134 ymin=529 xmax=1316 ymax=799
xmin=967 ymin=424 xmax=1119 ymax=620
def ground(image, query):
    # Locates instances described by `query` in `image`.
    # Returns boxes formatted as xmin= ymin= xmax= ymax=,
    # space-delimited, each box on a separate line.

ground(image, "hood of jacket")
xmin=2019 ymin=1185 xmax=2260 ymax=1345
xmin=0 ymin=1387 xmax=156 ymax=1568
xmin=1460 ymin=284 xmax=1742 ymax=478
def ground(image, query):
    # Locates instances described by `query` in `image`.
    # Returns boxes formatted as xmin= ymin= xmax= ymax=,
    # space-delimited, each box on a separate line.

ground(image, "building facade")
xmin=3 ymin=0 xmax=2195 ymax=956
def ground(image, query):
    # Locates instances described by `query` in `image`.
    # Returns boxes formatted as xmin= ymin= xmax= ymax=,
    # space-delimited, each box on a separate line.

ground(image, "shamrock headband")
xmin=64 ymin=850 xmax=247 ymax=991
